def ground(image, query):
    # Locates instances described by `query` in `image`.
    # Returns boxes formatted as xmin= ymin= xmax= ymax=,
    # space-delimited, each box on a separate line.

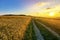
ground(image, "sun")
xmin=49 ymin=12 xmax=55 ymax=16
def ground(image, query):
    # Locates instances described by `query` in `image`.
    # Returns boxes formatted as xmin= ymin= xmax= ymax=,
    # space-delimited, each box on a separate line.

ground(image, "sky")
xmin=0 ymin=0 xmax=39 ymax=14
xmin=0 ymin=0 xmax=60 ymax=17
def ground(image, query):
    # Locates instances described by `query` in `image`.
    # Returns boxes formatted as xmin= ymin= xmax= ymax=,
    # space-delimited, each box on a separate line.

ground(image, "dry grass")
xmin=0 ymin=16 xmax=31 ymax=40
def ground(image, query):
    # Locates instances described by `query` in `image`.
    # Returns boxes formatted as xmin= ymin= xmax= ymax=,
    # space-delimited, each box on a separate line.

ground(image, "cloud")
xmin=45 ymin=5 xmax=60 ymax=12
xmin=27 ymin=2 xmax=49 ymax=12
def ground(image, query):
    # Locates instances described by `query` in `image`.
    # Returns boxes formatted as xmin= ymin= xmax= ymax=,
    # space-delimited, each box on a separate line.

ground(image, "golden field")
xmin=0 ymin=16 xmax=31 ymax=40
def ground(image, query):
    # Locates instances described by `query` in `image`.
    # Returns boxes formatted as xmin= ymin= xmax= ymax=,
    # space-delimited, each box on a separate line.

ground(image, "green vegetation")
xmin=34 ymin=20 xmax=58 ymax=40
xmin=24 ymin=21 xmax=37 ymax=40
xmin=35 ymin=18 xmax=60 ymax=35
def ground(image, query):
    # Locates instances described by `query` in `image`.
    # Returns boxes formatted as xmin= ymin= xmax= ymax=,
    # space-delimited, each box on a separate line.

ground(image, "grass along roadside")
xmin=35 ymin=18 xmax=60 ymax=35
xmin=32 ymin=20 xmax=44 ymax=40
xmin=34 ymin=20 xmax=59 ymax=40
xmin=23 ymin=21 xmax=37 ymax=40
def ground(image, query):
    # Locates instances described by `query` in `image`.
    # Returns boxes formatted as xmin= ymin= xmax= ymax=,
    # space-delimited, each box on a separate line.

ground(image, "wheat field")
xmin=0 ymin=16 xmax=31 ymax=40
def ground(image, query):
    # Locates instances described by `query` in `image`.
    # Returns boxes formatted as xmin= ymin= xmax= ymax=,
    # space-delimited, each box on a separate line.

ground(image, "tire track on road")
xmin=36 ymin=21 xmax=60 ymax=40
xmin=32 ymin=20 xmax=44 ymax=40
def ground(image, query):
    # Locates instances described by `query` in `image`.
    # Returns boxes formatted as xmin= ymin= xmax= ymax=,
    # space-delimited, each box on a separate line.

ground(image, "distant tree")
xmin=3 ymin=14 xmax=26 ymax=16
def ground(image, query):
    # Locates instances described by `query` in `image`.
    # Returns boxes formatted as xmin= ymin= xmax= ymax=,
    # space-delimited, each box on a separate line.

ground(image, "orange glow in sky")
xmin=26 ymin=2 xmax=60 ymax=18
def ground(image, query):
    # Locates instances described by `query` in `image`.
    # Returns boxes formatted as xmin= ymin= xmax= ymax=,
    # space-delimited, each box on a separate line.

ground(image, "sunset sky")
xmin=0 ymin=0 xmax=60 ymax=17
